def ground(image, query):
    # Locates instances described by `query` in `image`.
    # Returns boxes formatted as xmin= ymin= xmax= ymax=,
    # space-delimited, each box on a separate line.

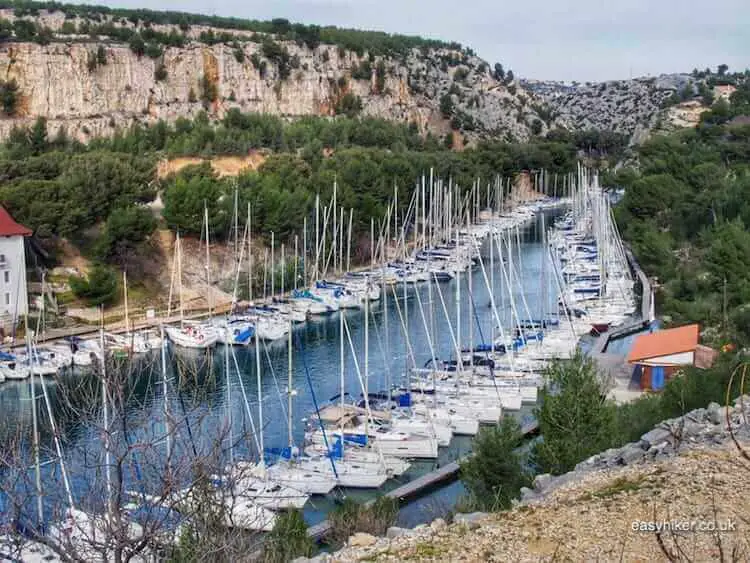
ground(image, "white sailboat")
xmin=164 ymin=233 xmax=219 ymax=349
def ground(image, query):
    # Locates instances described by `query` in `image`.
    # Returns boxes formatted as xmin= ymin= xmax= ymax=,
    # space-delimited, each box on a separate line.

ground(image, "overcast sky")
xmin=89 ymin=0 xmax=748 ymax=81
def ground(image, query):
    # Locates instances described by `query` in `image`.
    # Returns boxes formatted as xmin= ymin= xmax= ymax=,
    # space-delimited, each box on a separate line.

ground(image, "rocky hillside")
xmin=520 ymin=73 xmax=750 ymax=145
xmin=314 ymin=397 xmax=750 ymax=562
xmin=523 ymin=74 xmax=698 ymax=143
xmin=0 ymin=7 xmax=551 ymax=143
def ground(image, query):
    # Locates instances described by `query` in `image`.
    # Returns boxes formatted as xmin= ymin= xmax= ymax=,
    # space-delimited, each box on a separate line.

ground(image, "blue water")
xmin=0 ymin=211 xmax=560 ymax=530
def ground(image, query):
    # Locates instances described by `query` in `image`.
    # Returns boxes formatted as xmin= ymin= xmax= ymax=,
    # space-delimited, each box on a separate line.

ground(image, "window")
xmin=4 ymin=293 xmax=9 ymax=306
xmin=3 ymin=271 xmax=8 ymax=284
xmin=0 ymin=254 xmax=5 ymax=264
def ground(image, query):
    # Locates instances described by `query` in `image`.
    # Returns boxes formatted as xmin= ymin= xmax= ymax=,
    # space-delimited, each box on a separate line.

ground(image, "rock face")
xmin=0 ymin=10 xmax=552 ymax=143
xmin=522 ymin=74 xmax=702 ymax=144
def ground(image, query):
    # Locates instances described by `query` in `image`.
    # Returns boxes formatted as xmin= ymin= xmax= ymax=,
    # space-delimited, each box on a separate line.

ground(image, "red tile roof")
xmin=0 ymin=206 xmax=31 ymax=237
xmin=627 ymin=324 xmax=699 ymax=364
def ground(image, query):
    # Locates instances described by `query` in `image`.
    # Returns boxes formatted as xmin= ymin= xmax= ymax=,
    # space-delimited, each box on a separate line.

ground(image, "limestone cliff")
xmin=0 ymin=8 xmax=551 ymax=143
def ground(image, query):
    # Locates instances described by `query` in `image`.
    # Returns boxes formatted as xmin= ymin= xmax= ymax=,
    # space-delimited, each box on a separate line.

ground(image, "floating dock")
xmin=307 ymin=419 xmax=540 ymax=541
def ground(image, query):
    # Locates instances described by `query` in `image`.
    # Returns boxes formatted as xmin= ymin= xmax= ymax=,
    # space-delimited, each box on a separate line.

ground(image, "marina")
xmin=0 ymin=170 xmax=640 ymax=558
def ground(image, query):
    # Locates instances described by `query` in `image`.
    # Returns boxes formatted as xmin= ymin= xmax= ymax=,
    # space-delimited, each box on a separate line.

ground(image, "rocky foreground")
xmin=305 ymin=398 xmax=750 ymax=562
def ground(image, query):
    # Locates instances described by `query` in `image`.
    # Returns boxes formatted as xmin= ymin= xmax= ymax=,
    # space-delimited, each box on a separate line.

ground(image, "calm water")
xmin=0 ymin=211 xmax=559 ymax=528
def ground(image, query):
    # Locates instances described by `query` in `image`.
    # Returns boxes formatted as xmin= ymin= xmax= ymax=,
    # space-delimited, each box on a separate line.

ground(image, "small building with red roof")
xmin=0 ymin=206 xmax=31 ymax=327
xmin=627 ymin=324 xmax=715 ymax=391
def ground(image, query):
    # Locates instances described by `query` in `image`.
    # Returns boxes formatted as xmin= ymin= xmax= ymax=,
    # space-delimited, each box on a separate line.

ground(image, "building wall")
xmin=639 ymin=364 xmax=681 ymax=391
xmin=0 ymin=236 xmax=28 ymax=326
xmin=639 ymin=351 xmax=694 ymax=366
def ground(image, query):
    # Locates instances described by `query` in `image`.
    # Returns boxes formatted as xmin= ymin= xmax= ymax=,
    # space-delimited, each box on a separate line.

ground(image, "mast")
xmin=339 ymin=302 xmax=345 ymax=457
xmin=346 ymin=208 xmax=353 ymax=273
xmin=100 ymin=327 xmax=113 ymax=520
xmin=248 ymin=203 xmax=253 ymax=302
xmin=370 ymin=218 xmax=375 ymax=271
xmin=27 ymin=321 xmax=43 ymax=526
xmin=339 ymin=207 xmax=344 ymax=275
xmin=271 ymin=231 xmax=275 ymax=298
xmin=226 ymin=327 xmax=233 ymax=465
xmin=204 ymin=204 xmax=212 ymax=319
xmin=467 ymin=210 xmax=473 ymax=366
xmin=314 ymin=194 xmax=320 ymax=282
xmin=287 ymin=318 xmax=293 ymax=448
xmin=161 ymin=324 xmax=172 ymax=464
xmin=332 ymin=180 xmax=337 ymax=275
xmin=363 ymin=274 xmax=370 ymax=443
xmin=123 ymin=270 xmax=129 ymax=334
xmin=281 ymin=243 xmax=285 ymax=296
xmin=294 ymin=235 xmax=299 ymax=291
xmin=177 ymin=233 xmax=184 ymax=326
xmin=255 ymin=319 xmax=265 ymax=463
xmin=302 ymin=216 xmax=307 ymax=287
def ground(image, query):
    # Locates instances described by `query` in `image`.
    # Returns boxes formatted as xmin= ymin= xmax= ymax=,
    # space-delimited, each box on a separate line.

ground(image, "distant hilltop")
xmin=522 ymin=67 xmax=750 ymax=144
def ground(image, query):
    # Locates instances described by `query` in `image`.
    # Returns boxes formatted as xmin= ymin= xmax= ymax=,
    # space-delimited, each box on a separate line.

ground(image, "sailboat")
xmin=269 ymin=314 xmax=389 ymax=489
xmin=164 ymin=233 xmax=219 ymax=349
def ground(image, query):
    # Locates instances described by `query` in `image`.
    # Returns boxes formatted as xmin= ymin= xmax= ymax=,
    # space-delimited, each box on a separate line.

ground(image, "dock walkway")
xmin=307 ymin=420 xmax=539 ymax=541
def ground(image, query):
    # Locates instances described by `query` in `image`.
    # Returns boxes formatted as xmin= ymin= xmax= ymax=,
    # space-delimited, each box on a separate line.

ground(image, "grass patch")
xmin=592 ymin=476 xmax=645 ymax=499
xmin=413 ymin=542 xmax=445 ymax=557
xmin=327 ymin=496 xmax=398 ymax=547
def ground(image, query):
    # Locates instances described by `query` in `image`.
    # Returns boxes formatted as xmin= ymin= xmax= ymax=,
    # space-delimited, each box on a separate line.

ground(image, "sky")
xmin=87 ymin=0 xmax=749 ymax=82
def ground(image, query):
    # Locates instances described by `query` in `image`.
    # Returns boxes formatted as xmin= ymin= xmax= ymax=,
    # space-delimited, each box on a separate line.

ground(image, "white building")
xmin=0 ymin=206 xmax=31 ymax=330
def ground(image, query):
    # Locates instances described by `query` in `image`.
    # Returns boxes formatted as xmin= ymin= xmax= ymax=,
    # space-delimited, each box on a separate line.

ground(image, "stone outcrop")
xmin=0 ymin=9 xmax=552 ymax=143
xmin=310 ymin=396 xmax=750 ymax=562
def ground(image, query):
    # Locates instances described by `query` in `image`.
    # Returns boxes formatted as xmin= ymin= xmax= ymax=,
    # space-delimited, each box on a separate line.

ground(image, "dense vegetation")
xmin=611 ymin=80 xmax=750 ymax=342
xmin=1 ymin=1 xmax=463 ymax=57
xmin=0 ymin=112 xmax=583 ymax=246
xmin=462 ymin=351 xmax=745 ymax=509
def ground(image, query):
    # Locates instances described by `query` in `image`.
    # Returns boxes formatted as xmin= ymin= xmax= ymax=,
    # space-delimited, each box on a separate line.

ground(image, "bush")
xmin=334 ymin=93 xmax=362 ymax=117
xmin=460 ymin=416 xmax=532 ymax=511
xmin=200 ymin=74 xmax=218 ymax=106
xmin=328 ymin=497 xmax=398 ymax=546
xmin=144 ymin=43 xmax=163 ymax=59
xmin=0 ymin=79 xmax=19 ymax=116
xmin=69 ymin=265 xmax=118 ymax=306
xmin=129 ymin=34 xmax=146 ymax=57
xmin=154 ymin=64 xmax=168 ymax=81
xmin=96 ymin=45 xmax=107 ymax=66
xmin=233 ymin=46 xmax=245 ymax=63
xmin=439 ymin=93 xmax=454 ymax=118
xmin=262 ymin=510 xmax=314 ymax=563
xmin=375 ymin=59 xmax=386 ymax=94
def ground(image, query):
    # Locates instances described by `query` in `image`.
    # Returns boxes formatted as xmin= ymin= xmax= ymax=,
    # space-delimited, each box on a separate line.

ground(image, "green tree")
xmin=532 ymin=353 xmax=619 ymax=475
xmin=460 ymin=416 xmax=532 ymax=510
xmin=96 ymin=205 xmax=157 ymax=265
xmin=69 ymin=265 xmax=118 ymax=306
xmin=162 ymin=163 xmax=228 ymax=236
